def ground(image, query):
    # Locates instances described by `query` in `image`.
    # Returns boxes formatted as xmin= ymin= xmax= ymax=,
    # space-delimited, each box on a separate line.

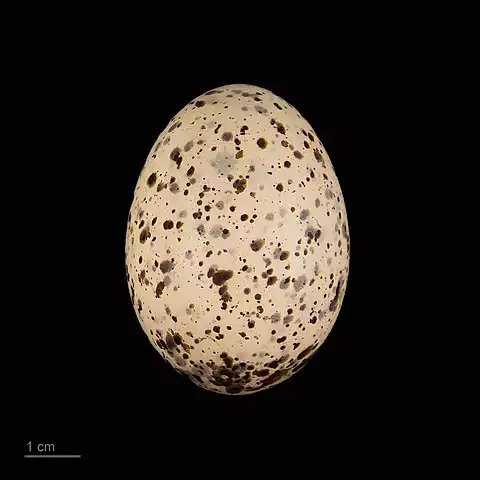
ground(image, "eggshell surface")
xmin=125 ymin=84 xmax=350 ymax=394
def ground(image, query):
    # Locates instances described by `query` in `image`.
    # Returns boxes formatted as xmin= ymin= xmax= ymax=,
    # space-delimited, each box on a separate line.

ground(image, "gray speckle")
xmin=270 ymin=312 xmax=281 ymax=323
xmin=211 ymin=150 xmax=238 ymax=175
xmin=300 ymin=209 xmax=310 ymax=220
xmin=293 ymin=275 xmax=307 ymax=292
xmin=209 ymin=225 xmax=223 ymax=238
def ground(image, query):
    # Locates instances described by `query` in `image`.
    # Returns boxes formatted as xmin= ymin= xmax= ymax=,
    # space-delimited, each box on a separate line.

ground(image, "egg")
xmin=125 ymin=84 xmax=350 ymax=395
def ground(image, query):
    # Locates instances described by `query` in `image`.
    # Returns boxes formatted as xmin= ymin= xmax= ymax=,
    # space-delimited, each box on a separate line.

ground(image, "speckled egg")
xmin=125 ymin=84 xmax=350 ymax=395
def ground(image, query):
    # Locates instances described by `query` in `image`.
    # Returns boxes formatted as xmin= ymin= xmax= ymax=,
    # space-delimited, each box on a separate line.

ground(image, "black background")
xmin=20 ymin=46 xmax=477 ymax=476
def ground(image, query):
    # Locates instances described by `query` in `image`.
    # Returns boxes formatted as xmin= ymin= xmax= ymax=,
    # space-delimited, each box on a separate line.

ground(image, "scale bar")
xmin=24 ymin=455 xmax=81 ymax=458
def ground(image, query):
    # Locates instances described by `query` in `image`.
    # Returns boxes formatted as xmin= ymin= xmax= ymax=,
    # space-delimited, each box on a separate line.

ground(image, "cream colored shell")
xmin=125 ymin=84 xmax=350 ymax=395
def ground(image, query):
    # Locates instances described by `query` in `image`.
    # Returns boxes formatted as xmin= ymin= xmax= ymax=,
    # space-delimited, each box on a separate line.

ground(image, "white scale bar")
xmin=24 ymin=455 xmax=81 ymax=458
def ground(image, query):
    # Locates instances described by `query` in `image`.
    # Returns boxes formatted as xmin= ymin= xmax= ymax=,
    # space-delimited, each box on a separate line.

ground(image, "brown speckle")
xmin=294 ymin=151 xmax=303 ymax=159
xmin=195 ymin=100 xmax=206 ymax=107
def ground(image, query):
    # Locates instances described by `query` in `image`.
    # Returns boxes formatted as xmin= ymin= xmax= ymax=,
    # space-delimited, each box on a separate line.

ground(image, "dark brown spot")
xmin=187 ymin=166 xmax=195 ymax=176
xmin=170 ymin=147 xmax=181 ymax=161
xmin=195 ymin=100 xmax=205 ymax=107
xmin=163 ymin=220 xmax=174 ymax=230
xmin=235 ymin=150 xmax=244 ymax=159
xmin=139 ymin=227 xmax=151 ymax=244
xmin=241 ymin=214 xmax=248 ymax=221
xmin=160 ymin=260 xmax=173 ymax=273
xmin=212 ymin=270 xmax=234 ymax=286
xmin=250 ymin=239 xmax=265 ymax=252
xmin=257 ymin=138 xmax=268 ymax=149
xmin=297 ymin=345 xmax=314 ymax=360
xmin=267 ymin=276 xmax=278 ymax=286
xmin=277 ymin=123 xmax=286 ymax=135
xmin=279 ymin=251 xmax=290 ymax=261
xmin=273 ymin=102 xmax=283 ymax=110
xmin=276 ymin=336 xmax=286 ymax=343
xmin=226 ymin=385 xmax=244 ymax=394
xmin=165 ymin=333 xmax=175 ymax=349
xmin=155 ymin=282 xmax=165 ymax=297
xmin=276 ymin=183 xmax=284 ymax=192
xmin=233 ymin=178 xmax=247 ymax=194
xmin=147 ymin=173 xmax=157 ymax=187
xmin=223 ymin=356 xmax=234 ymax=368
xmin=284 ymin=160 xmax=291 ymax=168
xmin=329 ymin=277 xmax=344 ymax=312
